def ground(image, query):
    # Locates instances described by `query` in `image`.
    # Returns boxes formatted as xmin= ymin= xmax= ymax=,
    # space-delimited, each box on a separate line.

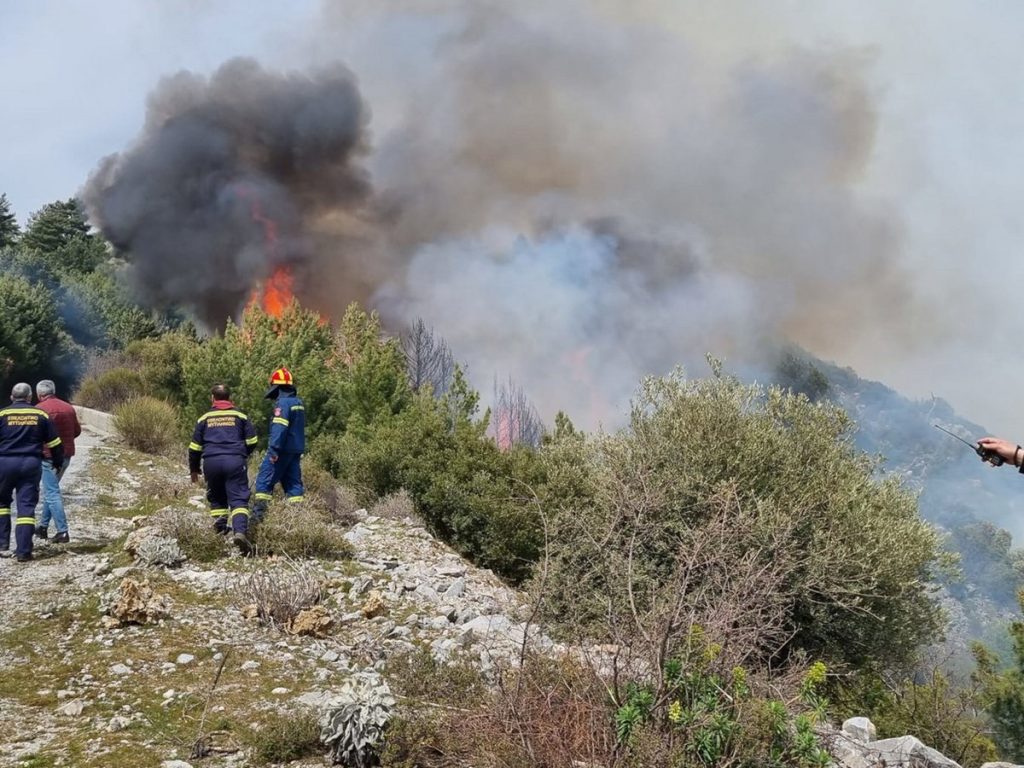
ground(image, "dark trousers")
xmin=252 ymin=452 xmax=304 ymax=519
xmin=203 ymin=455 xmax=250 ymax=535
xmin=0 ymin=455 xmax=42 ymax=557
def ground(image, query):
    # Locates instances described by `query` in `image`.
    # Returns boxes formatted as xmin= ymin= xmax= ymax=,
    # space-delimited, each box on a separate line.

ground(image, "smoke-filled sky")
xmin=4 ymin=0 xmax=1024 ymax=435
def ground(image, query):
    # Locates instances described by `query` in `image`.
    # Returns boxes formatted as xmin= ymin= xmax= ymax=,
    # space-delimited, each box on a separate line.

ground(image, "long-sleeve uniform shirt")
xmin=0 ymin=403 xmax=64 ymax=466
xmin=268 ymin=394 xmax=305 ymax=455
xmin=188 ymin=401 xmax=257 ymax=472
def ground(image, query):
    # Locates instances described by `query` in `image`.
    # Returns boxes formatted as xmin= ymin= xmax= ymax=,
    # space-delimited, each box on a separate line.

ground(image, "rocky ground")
xmin=0 ymin=424 xmax=540 ymax=768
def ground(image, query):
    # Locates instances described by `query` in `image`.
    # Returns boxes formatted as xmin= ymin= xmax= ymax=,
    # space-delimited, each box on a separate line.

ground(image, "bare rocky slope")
xmin=0 ymin=419 xmax=540 ymax=768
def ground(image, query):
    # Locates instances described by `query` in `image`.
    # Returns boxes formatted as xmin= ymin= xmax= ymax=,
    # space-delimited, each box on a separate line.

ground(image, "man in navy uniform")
xmin=0 ymin=383 xmax=64 ymax=562
xmin=252 ymin=367 xmax=305 ymax=520
xmin=189 ymin=384 xmax=258 ymax=555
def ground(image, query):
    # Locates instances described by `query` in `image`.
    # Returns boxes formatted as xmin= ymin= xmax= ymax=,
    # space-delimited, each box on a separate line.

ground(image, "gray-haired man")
xmin=34 ymin=380 xmax=80 ymax=543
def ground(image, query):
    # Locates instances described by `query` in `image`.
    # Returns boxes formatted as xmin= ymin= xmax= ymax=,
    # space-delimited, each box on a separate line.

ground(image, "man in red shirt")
xmin=34 ymin=380 xmax=81 ymax=543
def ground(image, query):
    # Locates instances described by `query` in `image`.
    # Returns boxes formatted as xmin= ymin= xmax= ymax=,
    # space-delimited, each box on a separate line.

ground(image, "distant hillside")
xmin=774 ymin=350 xmax=1024 ymax=613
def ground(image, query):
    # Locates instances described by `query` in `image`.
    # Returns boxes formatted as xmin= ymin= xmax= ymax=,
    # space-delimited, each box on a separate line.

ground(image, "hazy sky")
xmin=3 ymin=1 xmax=1024 ymax=436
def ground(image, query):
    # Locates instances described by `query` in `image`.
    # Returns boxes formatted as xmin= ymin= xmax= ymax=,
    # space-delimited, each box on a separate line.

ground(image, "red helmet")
xmin=269 ymin=367 xmax=293 ymax=387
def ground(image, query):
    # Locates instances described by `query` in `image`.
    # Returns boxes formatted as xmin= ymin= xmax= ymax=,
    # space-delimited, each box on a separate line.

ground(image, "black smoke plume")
xmin=83 ymin=58 xmax=371 ymax=328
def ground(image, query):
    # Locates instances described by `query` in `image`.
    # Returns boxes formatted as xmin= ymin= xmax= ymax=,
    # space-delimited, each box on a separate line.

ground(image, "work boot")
xmin=34 ymin=526 xmax=48 ymax=540
xmin=232 ymin=532 xmax=253 ymax=557
xmin=52 ymin=531 xmax=69 ymax=544
xmin=16 ymin=553 xmax=33 ymax=563
xmin=250 ymin=501 xmax=267 ymax=525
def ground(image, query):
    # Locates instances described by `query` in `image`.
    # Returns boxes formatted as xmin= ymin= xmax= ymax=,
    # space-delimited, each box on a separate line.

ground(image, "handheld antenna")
xmin=933 ymin=424 xmax=978 ymax=449
xmin=933 ymin=424 xmax=1005 ymax=466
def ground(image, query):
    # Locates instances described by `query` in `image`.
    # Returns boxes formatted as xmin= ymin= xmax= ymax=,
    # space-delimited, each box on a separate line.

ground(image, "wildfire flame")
xmin=242 ymin=190 xmax=295 ymax=319
xmin=495 ymin=410 xmax=513 ymax=452
xmin=256 ymin=265 xmax=295 ymax=318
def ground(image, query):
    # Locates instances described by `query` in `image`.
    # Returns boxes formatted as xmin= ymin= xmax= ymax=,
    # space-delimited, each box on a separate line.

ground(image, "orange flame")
xmin=495 ymin=409 xmax=513 ymax=452
xmin=241 ymin=191 xmax=296 ymax=319
xmin=260 ymin=265 xmax=294 ymax=318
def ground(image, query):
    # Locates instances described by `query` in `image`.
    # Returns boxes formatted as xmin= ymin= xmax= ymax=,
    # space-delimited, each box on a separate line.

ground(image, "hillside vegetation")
xmin=4 ymin=193 xmax=1024 ymax=765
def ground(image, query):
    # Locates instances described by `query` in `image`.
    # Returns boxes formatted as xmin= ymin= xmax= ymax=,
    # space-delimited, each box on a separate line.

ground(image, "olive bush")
xmin=540 ymin=366 xmax=943 ymax=669
xmin=113 ymin=396 xmax=180 ymax=455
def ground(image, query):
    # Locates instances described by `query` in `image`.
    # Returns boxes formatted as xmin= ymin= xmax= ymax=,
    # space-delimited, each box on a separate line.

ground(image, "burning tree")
xmin=401 ymin=318 xmax=455 ymax=396
xmin=492 ymin=376 xmax=544 ymax=450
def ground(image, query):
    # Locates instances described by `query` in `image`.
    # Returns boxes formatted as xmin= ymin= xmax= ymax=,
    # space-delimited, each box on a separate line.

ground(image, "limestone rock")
xmin=842 ymin=716 xmax=877 ymax=743
xmin=443 ymin=577 xmax=466 ymax=600
xmin=101 ymin=577 xmax=172 ymax=626
xmin=107 ymin=715 xmax=132 ymax=731
xmin=361 ymin=590 xmax=387 ymax=619
xmin=859 ymin=736 xmax=962 ymax=768
xmin=289 ymin=605 xmax=335 ymax=637
xmin=57 ymin=699 xmax=85 ymax=716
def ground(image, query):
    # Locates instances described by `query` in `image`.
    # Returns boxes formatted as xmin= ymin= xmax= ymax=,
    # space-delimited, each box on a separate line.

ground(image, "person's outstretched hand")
xmin=977 ymin=437 xmax=1019 ymax=466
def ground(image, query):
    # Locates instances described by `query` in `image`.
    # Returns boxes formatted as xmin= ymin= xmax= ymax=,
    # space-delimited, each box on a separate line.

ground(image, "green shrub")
xmin=180 ymin=302 xmax=345 ymax=449
xmin=126 ymin=331 xmax=198 ymax=407
xmin=0 ymin=271 xmax=78 ymax=390
xmin=113 ymin=396 xmax=180 ymax=455
xmin=175 ymin=301 xmax=543 ymax=581
xmin=250 ymin=503 xmax=353 ymax=560
xmin=540 ymin=367 xmax=942 ymax=669
xmin=975 ymin=592 xmax=1024 ymax=762
xmin=76 ymin=367 xmax=146 ymax=411
xmin=249 ymin=708 xmax=321 ymax=764
xmin=321 ymin=374 xmax=545 ymax=582
xmin=612 ymin=634 xmax=831 ymax=768
xmin=153 ymin=508 xmax=226 ymax=563
xmin=386 ymin=648 xmax=486 ymax=704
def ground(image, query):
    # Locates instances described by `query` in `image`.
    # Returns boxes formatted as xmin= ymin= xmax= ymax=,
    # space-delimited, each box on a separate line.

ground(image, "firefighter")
xmin=252 ymin=367 xmax=305 ymax=520
xmin=188 ymin=384 xmax=258 ymax=556
xmin=0 ymin=383 xmax=64 ymax=562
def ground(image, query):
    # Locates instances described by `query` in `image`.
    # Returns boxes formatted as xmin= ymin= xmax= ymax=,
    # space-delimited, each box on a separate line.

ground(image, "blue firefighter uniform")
xmin=0 ymin=401 xmax=64 ymax=561
xmin=253 ymin=368 xmax=305 ymax=518
xmin=189 ymin=401 xmax=257 ymax=537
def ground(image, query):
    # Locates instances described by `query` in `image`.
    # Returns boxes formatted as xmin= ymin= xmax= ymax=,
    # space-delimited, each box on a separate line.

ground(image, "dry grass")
xmin=370 ymin=489 xmax=415 ymax=521
xmin=248 ymin=708 xmax=322 ymax=764
xmin=381 ymin=654 xmax=616 ymax=768
xmin=303 ymin=464 xmax=362 ymax=526
xmin=152 ymin=507 xmax=228 ymax=563
xmin=250 ymin=503 xmax=354 ymax=560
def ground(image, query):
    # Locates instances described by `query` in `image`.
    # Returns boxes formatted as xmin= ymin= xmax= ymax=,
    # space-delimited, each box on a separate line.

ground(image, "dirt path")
xmin=0 ymin=426 xmax=131 ymax=767
xmin=0 ymin=426 xmax=121 ymax=620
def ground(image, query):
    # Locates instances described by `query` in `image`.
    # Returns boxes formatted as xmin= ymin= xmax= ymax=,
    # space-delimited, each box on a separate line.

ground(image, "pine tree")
xmin=21 ymin=198 xmax=91 ymax=253
xmin=0 ymin=193 xmax=20 ymax=248
xmin=0 ymin=273 xmax=61 ymax=380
